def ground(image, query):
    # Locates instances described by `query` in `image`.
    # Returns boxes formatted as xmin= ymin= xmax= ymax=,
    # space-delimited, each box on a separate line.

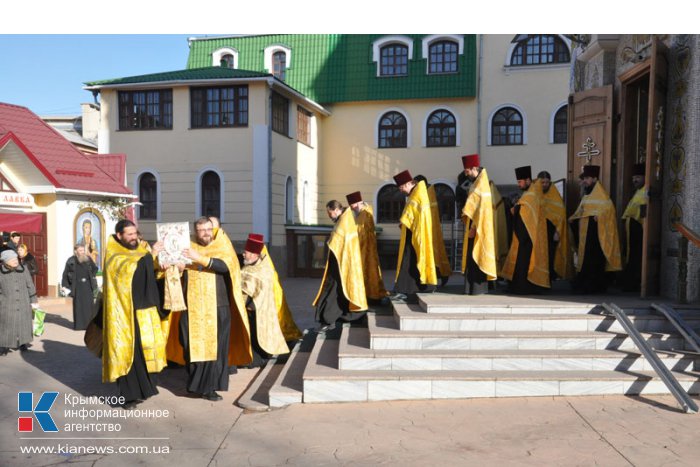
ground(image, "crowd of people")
xmin=1 ymin=154 xmax=646 ymax=409
xmin=0 ymin=231 xmax=39 ymax=356
xmin=313 ymin=153 xmax=646 ymax=331
xmin=97 ymin=218 xmax=301 ymax=409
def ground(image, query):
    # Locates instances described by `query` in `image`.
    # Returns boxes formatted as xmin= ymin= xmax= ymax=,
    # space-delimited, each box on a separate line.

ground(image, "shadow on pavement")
xmin=21 ymin=339 xmax=109 ymax=397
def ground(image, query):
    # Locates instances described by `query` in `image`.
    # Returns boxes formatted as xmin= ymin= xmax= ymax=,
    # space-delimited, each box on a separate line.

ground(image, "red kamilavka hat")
xmin=462 ymin=154 xmax=480 ymax=169
xmin=245 ymin=233 xmax=264 ymax=254
xmin=393 ymin=170 xmax=413 ymax=186
xmin=346 ymin=191 xmax=362 ymax=205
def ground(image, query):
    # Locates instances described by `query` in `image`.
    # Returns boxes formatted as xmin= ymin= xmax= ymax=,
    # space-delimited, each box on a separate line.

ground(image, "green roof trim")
xmin=186 ymin=34 xmax=477 ymax=104
xmin=84 ymin=67 xmax=272 ymax=87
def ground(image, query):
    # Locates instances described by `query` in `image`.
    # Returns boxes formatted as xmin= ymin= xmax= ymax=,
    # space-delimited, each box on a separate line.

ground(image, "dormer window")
xmin=211 ymin=47 xmax=238 ymax=68
xmin=372 ymin=36 xmax=414 ymax=77
xmin=380 ymin=44 xmax=409 ymax=76
xmin=264 ymin=45 xmax=292 ymax=81
xmin=220 ymin=54 xmax=235 ymax=68
xmin=273 ymin=51 xmax=287 ymax=80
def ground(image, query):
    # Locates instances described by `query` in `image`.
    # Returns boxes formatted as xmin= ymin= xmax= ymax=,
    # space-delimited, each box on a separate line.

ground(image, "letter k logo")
xmin=18 ymin=392 xmax=59 ymax=432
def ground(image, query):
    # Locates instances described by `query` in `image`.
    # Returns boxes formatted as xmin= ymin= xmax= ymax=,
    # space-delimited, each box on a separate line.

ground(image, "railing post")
xmin=678 ymin=235 xmax=688 ymax=304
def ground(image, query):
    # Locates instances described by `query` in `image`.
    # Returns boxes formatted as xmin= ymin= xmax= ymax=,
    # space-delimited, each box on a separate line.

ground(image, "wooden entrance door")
xmin=618 ymin=37 xmax=668 ymax=297
xmin=566 ymin=85 xmax=614 ymax=214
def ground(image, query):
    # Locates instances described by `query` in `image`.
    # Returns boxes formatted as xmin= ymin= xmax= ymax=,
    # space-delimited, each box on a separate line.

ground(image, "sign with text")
xmin=0 ymin=192 xmax=34 ymax=207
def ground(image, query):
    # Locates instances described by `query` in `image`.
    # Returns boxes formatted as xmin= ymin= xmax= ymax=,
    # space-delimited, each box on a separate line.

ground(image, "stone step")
xmin=339 ymin=326 xmax=700 ymax=372
xmin=393 ymin=303 xmax=700 ymax=334
xmin=303 ymin=337 xmax=700 ymax=403
xmin=417 ymin=293 xmax=700 ymax=315
xmin=268 ymin=331 xmax=317 ymax=408
xmin=368 ymin=315 xmax=687 ymax=351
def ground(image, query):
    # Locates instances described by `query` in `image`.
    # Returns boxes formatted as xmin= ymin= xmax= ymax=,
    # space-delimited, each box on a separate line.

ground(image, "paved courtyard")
xmin=1 ymin=274 xmax=699 ymax=466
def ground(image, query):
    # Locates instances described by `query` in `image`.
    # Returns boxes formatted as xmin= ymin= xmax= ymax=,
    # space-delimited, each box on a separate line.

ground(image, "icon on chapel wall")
xmin=74 ymin=209 xmax=104 ymax=270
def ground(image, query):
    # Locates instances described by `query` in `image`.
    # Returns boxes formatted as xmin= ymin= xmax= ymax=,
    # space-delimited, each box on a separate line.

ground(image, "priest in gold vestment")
xmin=313 ymin=200 xmax=368 ymax=331
xmin=240 ymin=234 xmax=290 ymax=367
xmin=501 ymin=166 xmax=550 ymax=294
xmin=246 ymin=233 xmax=302 ymax=342
xmin=569 ymin=165 xmax=622 ymax=294
xmin=347 ymin=191 xmax=389 ymax=303
xmin=620 ymin=163 xmax=647 ymax=291
xmin=393 ymin=170 xmax=437 ymax=303
xmin=460 ymin=154 xmax=497 ymax=295
xmin=177 ymin=217 xmax=251 ymax=401
xmin=102 ymin=219 xmax=169 ymax=410
xmin=413 ymin=176 xmax=453 ymax=287
xmin=538 ymin=171 xmax=573 ymax=282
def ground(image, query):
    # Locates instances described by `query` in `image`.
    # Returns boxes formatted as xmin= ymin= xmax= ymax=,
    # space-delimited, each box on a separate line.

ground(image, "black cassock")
xmin=573 ymin=218 xmax=609 ymax=294
xmin=621 ymin=219 xmax=643 ymax=292
xmin=315 ymin=252 xmax=366 ymax=326
xmin=508 ymin=205 xmax=546 ymax=295
xmin=394 ymin=228 xmax=436 ymax=303
xmin=179 ymin=259 xmax=232 ymax=395
xmin=61 ymin=256 xmax=98 ymax=330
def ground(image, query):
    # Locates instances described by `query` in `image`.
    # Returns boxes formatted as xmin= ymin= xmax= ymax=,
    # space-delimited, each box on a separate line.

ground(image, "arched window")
xmin=429 ymin=41 xmax=458 ymax=74
xmin=553 ymin=105 xmax=568 ymax=144
xmin=378 ymin=111 xmax=408 ymax=148
xmin=212 ymin=47 xmax=238 ymax=69
xmin=220 ymin=54 xmax=235 ymax=68
xmin=273 ymin=51 xmax=287 ymax=80
xmin=138 ymin=172 xmax=157 ymax=220
xmin=380 ymin=44 xmax=409 ymax=76
xmin=510 ymin=35 xmax=570 ymax=66
xmin=201 ymin=171 xmax=221 ymax=218
xmin=432 ymin=183 xmax=455 ymax=222
xmin=427 ymin=109 xmax=456 ymax=147
xmin=285 ymin=177 xmax=294 ymax=223
xmin=377 ymin=184 xmax=406 ymax=223
xmin=491 ymin=107 xmax=523 ymax=146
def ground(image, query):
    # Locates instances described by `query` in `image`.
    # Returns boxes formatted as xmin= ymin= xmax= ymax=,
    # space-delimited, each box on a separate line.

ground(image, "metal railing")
xmin=602 ymin=302 xmax=698 ymax=413
xmin=651 ymin=303 xmax=700 ymax=353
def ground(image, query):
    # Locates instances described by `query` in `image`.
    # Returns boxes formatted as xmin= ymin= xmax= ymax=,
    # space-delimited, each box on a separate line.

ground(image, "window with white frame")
xmin=426 ymin=109 xmax=457 ymax=147
xmin=428 ymin=41 xmax=459 ymax=74
xmin=264 ymin=45 xmax=292 ymax=80
xmin=553 ymin=105 xmax=568 ymax=144
xmin=212 ymin=47 xmax=238 ymax=68
xmin=201 ymin=171 xmax=221 ymax=218
xmin=378 ymin=111 xmax=408 ymax=148
xmin=380 ymin=44 xmax=409 ymax=76
xmin=510 ymin=35 xmax=570 ymax=66
xmin=372 ymin=36 xmax=414 ymax=77
xmin=491 ymin=107 xmax=524 ymax=146
xmin=138 ymin=172 xmax=158 ymax=220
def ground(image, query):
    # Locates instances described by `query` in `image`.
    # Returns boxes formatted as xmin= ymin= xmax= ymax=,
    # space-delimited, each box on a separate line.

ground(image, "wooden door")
xmin=641 ymin=38 xmax=668 ymax=297
xmin=566 ymin=85 xmax=614 ymax=214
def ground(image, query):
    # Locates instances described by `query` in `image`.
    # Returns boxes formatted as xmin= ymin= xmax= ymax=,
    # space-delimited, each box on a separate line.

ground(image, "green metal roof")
xmin=84 ymin=67 xmax=271 ymax=87
xmin=186 ymin=34 xmax=477 ymax=104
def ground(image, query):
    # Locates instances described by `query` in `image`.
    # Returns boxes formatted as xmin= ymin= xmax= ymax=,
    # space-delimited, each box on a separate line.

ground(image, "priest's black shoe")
xmin=202 ymin=391 xmax=223 ymax=401
xmin=121 ymin=401 xmax=138 ymax=410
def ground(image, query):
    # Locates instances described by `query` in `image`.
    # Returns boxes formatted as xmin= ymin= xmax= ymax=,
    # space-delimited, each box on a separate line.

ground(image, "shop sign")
xmin=0 ymin=192 xmax=34 ymax=207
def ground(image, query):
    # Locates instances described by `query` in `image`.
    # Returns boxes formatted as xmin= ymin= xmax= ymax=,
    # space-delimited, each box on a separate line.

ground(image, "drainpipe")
xmin=267 ymin=82 xmax=273 ymax=243
xmin=477 ymin=34 xmax=484 ymax=156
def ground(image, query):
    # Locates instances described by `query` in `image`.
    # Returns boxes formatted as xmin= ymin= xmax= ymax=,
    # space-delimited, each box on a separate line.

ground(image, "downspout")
xmin=477 ymin=34 xmax=484 ymax=155
xmin=267 ymin=81 xmax=273 ymax=243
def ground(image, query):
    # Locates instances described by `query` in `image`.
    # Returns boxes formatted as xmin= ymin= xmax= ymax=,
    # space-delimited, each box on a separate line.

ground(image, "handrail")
xmin=674 ymin=222 xmax=700 ymax=249
xmin=602 ymin=302 xmax=698 ymax=414
xmin=651 ymin=303 xmax=700 ymax=353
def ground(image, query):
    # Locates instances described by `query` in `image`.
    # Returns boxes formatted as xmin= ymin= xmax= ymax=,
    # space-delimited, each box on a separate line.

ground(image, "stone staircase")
xmin=242 ymin=293 xmax=700 ymax=408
